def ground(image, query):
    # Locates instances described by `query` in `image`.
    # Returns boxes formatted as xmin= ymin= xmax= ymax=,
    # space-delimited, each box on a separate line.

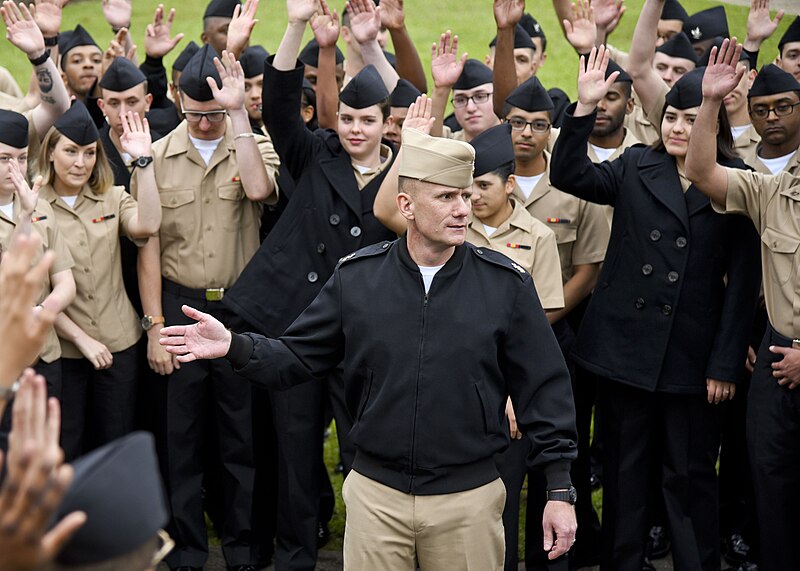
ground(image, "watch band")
xmin=546 ymin=487 xmax=577 ymax=504
xmin=44 ymin=35 xmax=58 ymax=47
xmin=28 ymin=51 xmax=50 ymax=66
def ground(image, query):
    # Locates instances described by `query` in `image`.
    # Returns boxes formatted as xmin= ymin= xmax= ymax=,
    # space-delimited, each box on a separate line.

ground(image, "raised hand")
xmin=286 ymin=0 xmax=320 ymax=25
xmin=8 ymin=161 xmax=42 ymax=216
xmin=30 ymin=0 xmax=66 ymax=40
xmin=379 ymin=0 xmax=405 ymax=31
xmin=577 ymin=45 xmax=618 ymax=107
xmin=102 ymin=0 xmax=131 ymax=30
xmin=431 ymin=30 xmax=467 ymax=89
xmin=493 ymin=0 xmax=524 ymax=30
xmin=226 ymin=0 xmax=258 ymax=57
xmin=591 ymin=0 xmax=624 ymax=34
xmin=119 ymin=111 xmax=152 ymax=159
xmin=403 ymin=94 xmax=435 ymax=135
xmin=160 ymin=305 xmax=233 ymax=363
xmin=702 ymin=38 xmax=745 ymax=102
xmin=345 ymin=0 xmax=381 ymax=45
xmin=209 ymin=50 xmax=245 ymax=111
xmin=1 ymin=1 xmax=46 ymax=58
xmin=102 ymin=28 xmax=136 ymax=75
xmin=310 ymin=0 xmax=339 ymax=49
xmin=564 ymin=0 xmax=597 ymax=54
xmin=745 ymin=0 xmax=783 ymax=48
xmin=144 ymin=5 xmax=184 ymax=59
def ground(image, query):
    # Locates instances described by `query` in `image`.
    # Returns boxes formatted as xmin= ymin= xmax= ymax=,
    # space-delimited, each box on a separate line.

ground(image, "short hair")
xmin=339 ymin=95 xmax=391 ymax=121
xmin=37 ymin=127 xmax=114 ymax=195
xmin=398 ymin=175 xmax=420 ymax=194
xmin=501 ymin=103 xmax=553 ymax=121
xmin=301 ymin=82 xmax=319 ymax=130
xmin=203 ymin=15 xmax=230 ymax=32
xmin=100 ymin=80 xmax=150 ymax=99
xmin=487 ymin=159 xmax=516 ymax=183
xmin=613 ymin=80 xmax=632 ymax=100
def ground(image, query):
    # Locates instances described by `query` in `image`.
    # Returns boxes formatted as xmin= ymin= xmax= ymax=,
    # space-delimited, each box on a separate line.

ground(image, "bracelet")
xmin=43 ymin=35 xmax=58 ymax=47
xmin=28 ymin=50 xmax=50 ymax=66
xmin=234 ymin=132 xmax=256 ymax=141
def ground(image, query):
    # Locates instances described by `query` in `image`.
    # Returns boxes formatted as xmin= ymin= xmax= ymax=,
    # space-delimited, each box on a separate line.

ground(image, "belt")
xmin=162 ymin=278 xmax=225 ymax=302
xmin=767 ymin=323 xmax=796 ymax=349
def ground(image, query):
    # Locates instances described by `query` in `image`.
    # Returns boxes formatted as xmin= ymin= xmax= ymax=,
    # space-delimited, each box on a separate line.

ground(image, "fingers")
xmin=181 ymin=304 xmax=208 ymax=322
xmin=159 ymin=325 xmax=187 ymax=337
xmin=41 ymin=509 xmax=87 ymax=559
xmin=172 ymin=353 xmax=181 ymax=370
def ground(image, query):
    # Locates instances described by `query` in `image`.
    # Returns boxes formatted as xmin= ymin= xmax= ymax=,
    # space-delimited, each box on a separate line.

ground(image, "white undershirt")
xmin=482 ymin=223 xmax=498 ymax=237
xmin=514 ymin=174 xmax=546 ymax=200
xmin=590 ymin=144 xmax=616 ymax=162
xmin=60 ymin=195 xmax=78 ymax=208
xmin=730 ymin=125 xmax=751 ymax=141
xmin=189 ymin=135 xmax=223 ymax=165
xmin=418 ymin=264 xmax=445 ymax=294
xmin=0 ymin=203 xmax=13 ymax=220
xmin=353 ymin=164 xmax=371 ymax=175
xmin=758 ymin=150 xmax=796 ymax=175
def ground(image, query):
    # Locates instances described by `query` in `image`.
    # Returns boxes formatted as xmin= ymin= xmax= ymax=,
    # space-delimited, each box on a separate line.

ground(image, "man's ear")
xmin=97 ymin=98 xmax=106 ymax=114
xmin=145 ymin=92 xmax=153 ymax=113
xmin=397 ymin=192 xmax=415 ymax=221
xmin=484 ymin=54 xmax=494 ymax=69
xmin=625 ymin=96 xmax=635 ymax=115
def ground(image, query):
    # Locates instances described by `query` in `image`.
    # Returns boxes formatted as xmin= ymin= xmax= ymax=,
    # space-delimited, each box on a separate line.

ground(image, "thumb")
xmin=181 ymin=304 xmax=207 ymax=322
xmin=769 ymin=345 xmax=787 ymax=355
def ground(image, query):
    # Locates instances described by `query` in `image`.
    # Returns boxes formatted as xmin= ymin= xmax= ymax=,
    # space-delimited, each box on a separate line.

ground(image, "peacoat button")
xmin=676 ymin=236 xmax=687 ymax=248
xmin=317 ymin=243 xmax=326 ymax=254
xmin=650 ymin=229 xmax=661 ymax=241
xmin=642 ymin=264 xmax=653 ymax=276
xmin=667 ymin=271 xmax=679 ymax=283
xmin=635 ymin=297 xmax=645 ymax=310
xmin=662 ymin=304 xmax=673 ymax=316
xmin=350 ymin=226 xmax=362 ymax=237
xmin=307 ymin=271 xmax=318 ymax=283
xmin=329 ymin=214 xmax=341 ymax=226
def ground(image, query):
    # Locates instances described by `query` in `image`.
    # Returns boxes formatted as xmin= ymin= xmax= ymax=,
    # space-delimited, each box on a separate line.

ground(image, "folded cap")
xmin=99 ymin=57 xmax=147 ymax=92
xmin=298 ymin=38 xmax=345 ymax=67
xmin=53 ymin=100 xmax=99 ymax=145
xmin=0 ymin=109 xmax=29 ymax=149
xmin=606 ymin=59 xmax=631 ymax=83
xmin=58 ymin=25 xmax=99 ymax=69
xmin=339 ymin=64 xmax=389 ymax=109
xmin=400 ymin=129 xmax=475 ymax=188
xmin=453 ymin=59 xmax=493 ymax=91
xmin=179 ymin=44 xmax=222 ymax=102
xmin=203 ymin=0 xmax=240 ymax=19
xmin=664 ymin=66 xmax=705 ymax=110
xmin=779 ymin=17 xmax=800 ymax=53
xmin=489 ymin=24 xmax=536 ymax=50
xmin=519 ymin=13 xmax=546 ymax=41
xmin=749 ymin=64 xmax=800 ymax=98
xmin=661 ymin=0 xmax=688 ymax=22
xmin=240 ymin=45 xmax=269 ymax=79
xmin=391 ymin=78 xmax=422 ymax=108
xmin=656 ymin=32 xmax=697 ymax=63
xmin=684 ymin=6 xmax=728 ymax=43
xmin=470 ymin=123 xmax=514 ymax=178
xmin=173 ymin=41 xmax=200 ymax=72
xmin=505 ymin=76 xmax=553 ymax=112
xmin=54 ymin=432 xmax=169 ymax=565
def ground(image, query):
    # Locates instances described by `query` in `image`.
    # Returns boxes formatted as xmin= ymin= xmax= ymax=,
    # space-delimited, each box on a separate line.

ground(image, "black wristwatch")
xmin=546 ymin=486 xmax=578 ymax=505
xmin=132 ymin=155 xmax=154 ymax=169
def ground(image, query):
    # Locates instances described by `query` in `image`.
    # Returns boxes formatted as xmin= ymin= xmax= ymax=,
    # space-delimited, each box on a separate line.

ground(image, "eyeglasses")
xmin=452 ymin=92 xmax=492 ymax=108
xmin=749 ymin=101 xmax=800 ymax=120
xmin=151 ymin=529 xmax=175 ymax=567
xmin=180 ymin=101 xmax=227 ymax=123
xmin=505 ymin=117 xmax=551 ymax=133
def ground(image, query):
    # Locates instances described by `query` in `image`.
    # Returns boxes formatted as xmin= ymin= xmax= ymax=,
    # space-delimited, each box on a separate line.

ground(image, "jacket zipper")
xmin=409 ymin=287 xmax=428 ymax=493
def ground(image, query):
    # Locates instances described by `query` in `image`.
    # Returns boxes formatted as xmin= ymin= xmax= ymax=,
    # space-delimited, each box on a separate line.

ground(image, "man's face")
xmin=181 ymin=93 xmax=227 ymax=140
xmin=201 ymin=17 xmax=231 ymax=55
xmin=723 ymin=63 xmax=755 ymax=118
xmin=400 ymin=180 xmax=472 ymax=249
xmin=99 ymin=84 xmax=152 ymax=137
xmin=749 ymin=91 xmax=800 ymax=146
xmin=513 ymin=47 xmax=537 ymax=85
xmin=244 ymin=74 xmax=263 ymax=123
xmin=471 ymin=172 xmax=512 ymax=222
xmin=506 ymin=108 xmax=551 ymax=162
xmin=692 ymin=37 xmax=715 ymax=58
xmin=593 ymin=83 xmax=633 ymax=137
xmin=656 ymin=19 xmax=683 ymax=46
xmin=303 ymin=64 xmax=345 ymax=92
xmin=0 ymin=142 xmax=27 ymax=195
xmin=653 ymin=52 xmax=695 ymax=87
xmin=385 ymin=106 xmax=408 ymax=146
xmin=453 ymin=83 xmax=498 ymax=139
xmin=337 ymin=102 xmax=386 ymax=163
xmin=61 ymin=46 xmax=103 ymax=97
xmin=778 ymin=42 xmax=800 ymax=83
xmin=531 ymin=38 xmax=546 ymax=71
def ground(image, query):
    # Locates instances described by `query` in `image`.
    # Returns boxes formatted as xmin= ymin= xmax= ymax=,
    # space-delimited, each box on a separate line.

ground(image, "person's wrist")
xmin=287 ymin=17 xmax=310 ymax=26
xmin=227 ymin=106 xmax=248 ymax=121
xmin=43 ymin=34 xmax=58 ymax=47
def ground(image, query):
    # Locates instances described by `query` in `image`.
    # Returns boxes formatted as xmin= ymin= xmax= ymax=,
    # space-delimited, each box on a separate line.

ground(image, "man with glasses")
xmin=137 ymin=44 xmax=279 ymax=571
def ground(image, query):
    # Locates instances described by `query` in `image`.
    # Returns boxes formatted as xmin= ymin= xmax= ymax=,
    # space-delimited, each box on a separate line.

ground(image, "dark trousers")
xmin=161 ymin=289 xmax=255 ymax=569
xmin=60 ymin=346 xmax=138 ymax=461
xmin=747 ymin=325 xmax=800 ymax=571
xmin=599 ymin=380 xmax=722 ymax=571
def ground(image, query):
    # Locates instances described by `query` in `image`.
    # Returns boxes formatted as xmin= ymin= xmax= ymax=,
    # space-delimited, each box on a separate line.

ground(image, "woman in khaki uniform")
xmin=37 ymin=101 xmax=161 ymax=460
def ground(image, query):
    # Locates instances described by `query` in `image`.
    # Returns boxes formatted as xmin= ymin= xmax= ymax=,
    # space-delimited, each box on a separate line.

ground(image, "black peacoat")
xmin=223 ymin=58 xmax=396 ymax=337
xmin=550 ymin=106 xmax=761 ymax=394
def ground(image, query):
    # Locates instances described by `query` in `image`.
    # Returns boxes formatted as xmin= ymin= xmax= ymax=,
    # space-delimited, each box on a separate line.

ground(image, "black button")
xmin=307 ymin=272 xmax=318 ymax=283
xmin=317 ymin=243 xmax=326 ymax=254
xmin=350 ymin=226 xmax=362 ymax=237
xmin=662 ymin=304 xmax=672 ymax=316
xmin=642 ymin=264 xmax=653 ymax=276
xmin=667 ymin=271 xmax=679 ymax=283
xmin=650 ymin=229 xmax=661 ymax=241
xmin=635 ymin=297 xmax=645 ymax=309
xmin=676 ymin=236 xmax=687 ymax=248
xmin=329 ymin=214 xmax=340 ymax=226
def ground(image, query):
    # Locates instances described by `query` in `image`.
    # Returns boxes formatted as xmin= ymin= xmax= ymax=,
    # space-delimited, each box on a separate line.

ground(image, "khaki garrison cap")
xmin=399 ymin=129 xmax=475 ymax=188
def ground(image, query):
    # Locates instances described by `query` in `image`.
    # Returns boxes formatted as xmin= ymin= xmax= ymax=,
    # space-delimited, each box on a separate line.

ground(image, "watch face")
xmin=141 ymin=316 xmax=152 ymax=330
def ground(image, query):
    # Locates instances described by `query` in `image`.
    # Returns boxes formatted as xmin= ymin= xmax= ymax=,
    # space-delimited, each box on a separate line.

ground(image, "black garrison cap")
xmin=489 ymin=24 xmax=537 ymax=50
xmin=298 ymin=38 xmax=345 ymax=67
xmin=179 ymin=44 xmax=222 ymax=102
xmin=656 ymin=32 xmax=697 ymax=63
xmin=505 ymin=76 xmax=554 ymax=112
xmin=391 ymin=78 xmax=422 ymax=108
xmin=661 ymin=0 xmax=688 ymax=22
xmin=470 ymin=123 xmax=514 ymax=178
xmin=697 ymin=37 xmax=749 ymax=68
xmin=173 ymin=41 xmax=200 ymax=72
xmin=54 ymin=432 xmax=168 ymax=565
xmin=684 ymin=6 xmax=729 ymax=43
xmin=453 ymin=59 xmax=493 ymax=91
xmin=0 ymin=110 xmax=29 ymax=149
xmin=54 ymin=101 xmax=99 ymax=145
xmin=203 ymin=0 xmax=240 ymax=19
xmin=606 ymin=59 xmax=631 ymax=83
xmin=339 ymin=65 xmax=389 ymax=109
xmin=520 ymin=13 xmax=546 ymax=42
xmin=749 ymin=64 xmax=800 ymax=98
xmin=99 ymin=57 xmax=147 ymax=91
xmin=240 ymin=45 xmax=269 ymax=78
xmin=58 ymin=25 xmax=99 ymax=68
xmin=779 ymin=17 xmax=800 ymax=53
xmin=664 ymin=66 xmax=705 ymax=109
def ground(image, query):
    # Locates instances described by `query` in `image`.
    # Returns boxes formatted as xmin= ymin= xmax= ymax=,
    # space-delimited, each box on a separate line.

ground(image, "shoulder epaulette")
xmin=468 ymin=244 xmax=529 ymax=282
xmin=337 ymin=240 xmax=393 ymax=267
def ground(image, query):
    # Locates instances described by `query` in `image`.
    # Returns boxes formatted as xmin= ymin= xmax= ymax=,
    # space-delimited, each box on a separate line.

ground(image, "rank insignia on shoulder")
xmin=511 ymin=262 xmax=527 ymax=274
xmin=339 ymin=252 xmax=356 ymax=263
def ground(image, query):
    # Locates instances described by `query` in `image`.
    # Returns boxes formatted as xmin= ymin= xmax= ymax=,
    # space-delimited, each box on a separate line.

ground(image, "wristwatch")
xmin=141 ymin=315 xmax=165 ymax=331
xmin=132 ymin=155 xmax=154 ymax=169
xmin=546 ymin=486 xmax=578 ymax=505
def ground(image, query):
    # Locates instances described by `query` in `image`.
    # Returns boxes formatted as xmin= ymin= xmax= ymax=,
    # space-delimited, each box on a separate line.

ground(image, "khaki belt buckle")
xmin=205 ymin=288 xmax=224 ymax=301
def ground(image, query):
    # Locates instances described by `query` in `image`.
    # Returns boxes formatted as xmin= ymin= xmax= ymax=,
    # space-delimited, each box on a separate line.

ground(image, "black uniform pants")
xmin=747 ymin=324 xmax=800 ymax=571
xmin=599 ymin=379 xmax=721 ymax=571
xmin=161 ymin=288 xmax=255 ymax=569
xmin=60 ymin=346 xmax=138 ymax=461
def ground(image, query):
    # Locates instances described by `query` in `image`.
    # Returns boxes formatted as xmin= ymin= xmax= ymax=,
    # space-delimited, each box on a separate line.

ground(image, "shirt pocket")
xmin=159 ymin=189 xmax=195 ymax=238
xmin=217 ymin=183 xmax=251 ymax=232
xmin=761 ymin=226 xmax=800 ymax=286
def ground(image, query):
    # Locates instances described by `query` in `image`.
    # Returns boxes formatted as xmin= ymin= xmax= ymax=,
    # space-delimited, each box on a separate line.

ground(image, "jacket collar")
xmin=397 ymin=234 xmax=467 ymax=279
xmin=636 ymin=147 xmax=690 ymax=230
xmin=318 ymin=152 xmax=363 ymax=219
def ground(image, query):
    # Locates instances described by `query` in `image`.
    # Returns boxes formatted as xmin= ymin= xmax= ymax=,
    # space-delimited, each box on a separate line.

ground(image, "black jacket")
xmin=550 ymin=106 xmax=761 ymax=394
xmin=223 ymin=58 xmax=396 ymax=337
xmin=227 ymin=238 xmax=578 ymax=495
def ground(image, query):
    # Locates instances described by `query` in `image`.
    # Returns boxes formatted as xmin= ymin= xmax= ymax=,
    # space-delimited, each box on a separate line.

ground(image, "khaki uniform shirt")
xmin=40 ymin=184 xmax=142 ymax=358
xmin=146 ymin=119 xmax=279 ymax=289
xmin=719 ymin=169 xmax=800 ymax=338
xmin=442 ymin=125 xmax=469 ymax=142
xmin=467 ymin=199 xmax=565 ymax=310
xmin=624 ymin=85 xmax=668 ymax=146
xmin=0 ymin=195 xmax=73 ymax=362
xmin=732 ymin=124 xmax=760 ymax=162
xmin=352 ymin=144 xmax=393 ymax=190
xmin=741 ymin=144 xmax=800 ymax=176
xmin=513 ymin=153 xmax=610 ymax=283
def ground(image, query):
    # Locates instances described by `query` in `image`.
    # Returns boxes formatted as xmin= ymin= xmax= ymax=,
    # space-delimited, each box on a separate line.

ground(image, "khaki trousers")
xmin=342 ymin=470 xmax=506 ymax=570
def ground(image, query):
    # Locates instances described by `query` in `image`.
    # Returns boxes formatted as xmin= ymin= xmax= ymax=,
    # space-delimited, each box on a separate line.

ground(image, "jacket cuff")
xmin=543 ymin=460 xmax=573 ymax=490
xmin=227 ymin=332 xmax=254 ymax=369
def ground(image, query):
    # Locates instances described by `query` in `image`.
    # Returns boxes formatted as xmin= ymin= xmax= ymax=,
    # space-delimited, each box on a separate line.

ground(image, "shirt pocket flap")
xmin=761 ymin=226 xmax=800 ymax=254
xmin=160 ymin=189 xmax=195 ymax=209
xmin=779 ymin=185 xmax=800 ymax=202
xmin=218 ymin=183 xmax=244 ymax=201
